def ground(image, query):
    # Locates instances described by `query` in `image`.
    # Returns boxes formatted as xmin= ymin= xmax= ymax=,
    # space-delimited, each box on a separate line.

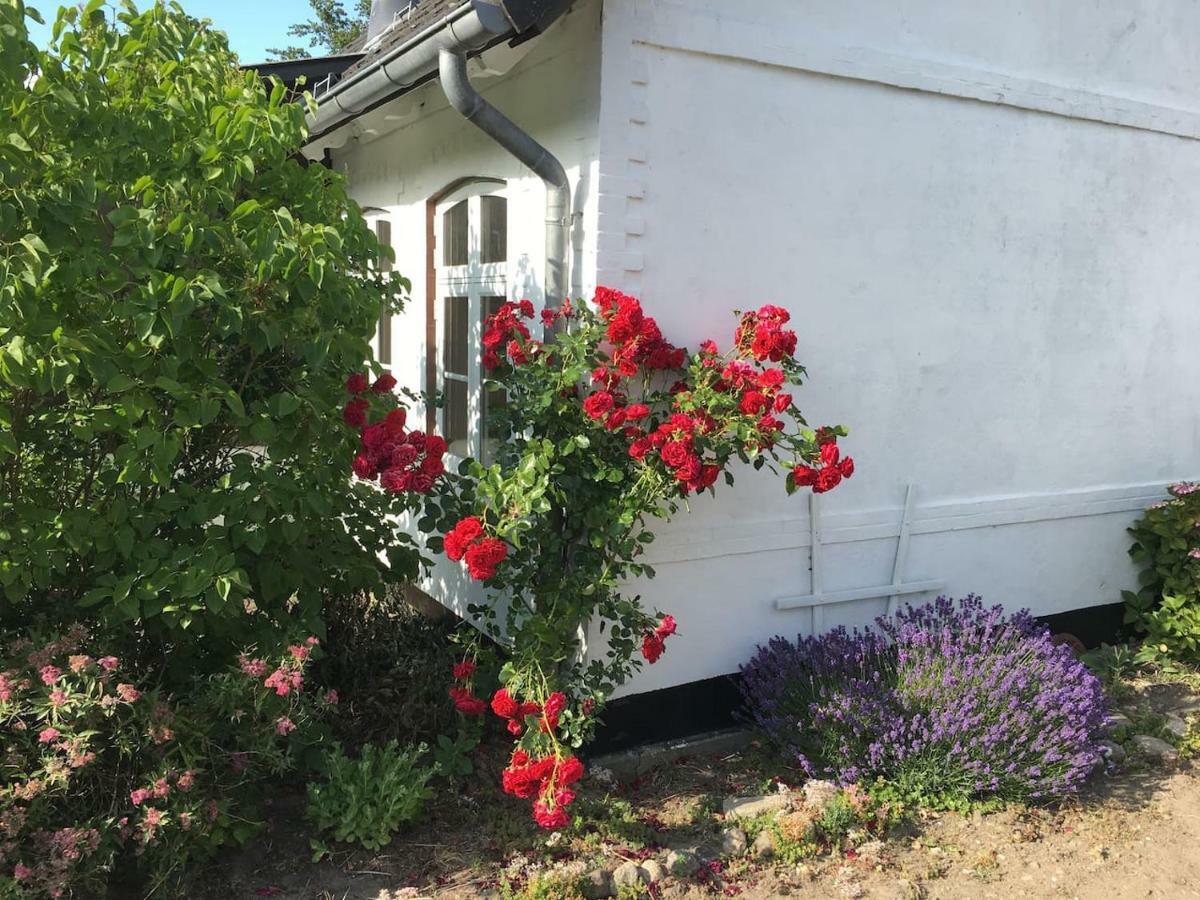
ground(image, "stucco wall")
xmin=592 ymin=0 xmax=1200 ymax=695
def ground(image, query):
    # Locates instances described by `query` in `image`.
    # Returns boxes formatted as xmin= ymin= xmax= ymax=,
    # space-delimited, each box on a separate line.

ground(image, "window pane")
xmin=480 ymin=195 xmax=507 ymax=264
xmin=443 ymin=296 xmax=467 ymax=376
xmin=442 ymin=200 xmax=468 ymax=267
xmin=443 ymin=378 xmax=469 ymax=457
xmin=374 ymin=219 xmax=392 ymax=272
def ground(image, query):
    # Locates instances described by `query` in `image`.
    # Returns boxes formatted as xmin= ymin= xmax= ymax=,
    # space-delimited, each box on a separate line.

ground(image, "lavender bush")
xmin=740 ymin=596 xmax=1109 ymax=805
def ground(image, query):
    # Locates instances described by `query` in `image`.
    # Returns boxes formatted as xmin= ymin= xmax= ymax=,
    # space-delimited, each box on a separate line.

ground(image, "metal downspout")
xmin=438 ymin=46 xmax=570 ymax=307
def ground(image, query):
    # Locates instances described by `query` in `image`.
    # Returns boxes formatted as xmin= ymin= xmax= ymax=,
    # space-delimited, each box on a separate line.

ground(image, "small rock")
xmin=581 ymin=868 xmax=615 ymax=899
xmin=665 ymin=848 xmax=700 ymax=877
xmin=1100 ymin=740 xmax=1126 ymax=766
xmin=1164 ymin=715 xmax=1189 ymax=739
xmin=1107 ymin=712 xmax=1133 ymax=732
xmin=642 ymin=860 xmax=666 ymax=884
xmin=1131 ymin=734 xmax=1179 ymax=764
xmin=612 ymin=861 xmax=648 ymax=890
xmin=721 ymin=827 xmax=748 ymax=856
xmin=1171 ymin=697 xmax=1200 ymax=715
xmin=722 ymin=793 xmax=791 ymax=818
xmin=752 ymin=829 xmax=775 ymax=859
xmin=802 ymin=779 xmax=840 ymax=810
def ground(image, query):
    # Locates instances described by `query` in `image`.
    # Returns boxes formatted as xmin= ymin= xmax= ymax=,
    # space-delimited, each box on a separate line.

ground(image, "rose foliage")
xmin=386 ymin=288 xmax=853 ymax=827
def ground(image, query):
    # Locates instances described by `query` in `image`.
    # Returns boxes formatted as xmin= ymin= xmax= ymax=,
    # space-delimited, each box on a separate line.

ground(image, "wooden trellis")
xmin=775 ymin=483 xmax=945 ymax=631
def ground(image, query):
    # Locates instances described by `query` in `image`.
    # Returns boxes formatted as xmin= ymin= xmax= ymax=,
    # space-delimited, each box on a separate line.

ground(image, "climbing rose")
xmin=346 ymin=372 xmax=369 ymax=394
xmin=583 ymin=391 xmax=614 ymax=419
xmin=452 ymin=660 xmax=476 ymax=680
xmin=464 ymin=537 xmax=508 ymax=582
xmin=642 ymin=632 xmax=665 ymax=664
xmin=372 ymin=372 xmax=397 ymax=393
xmin=491 ymin=687 xmax=521 ymax=720
xmin=449 ymin=686 xmax=487 ymax=716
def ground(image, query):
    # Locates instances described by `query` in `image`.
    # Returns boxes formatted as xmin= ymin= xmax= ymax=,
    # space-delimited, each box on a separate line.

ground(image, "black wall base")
xmin=588 ymin=601 xmax=1128 ymax=758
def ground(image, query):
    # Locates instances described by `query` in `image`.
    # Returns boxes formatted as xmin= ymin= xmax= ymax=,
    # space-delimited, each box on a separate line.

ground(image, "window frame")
xmin=433 ymin=183 xmax=510 ymax=463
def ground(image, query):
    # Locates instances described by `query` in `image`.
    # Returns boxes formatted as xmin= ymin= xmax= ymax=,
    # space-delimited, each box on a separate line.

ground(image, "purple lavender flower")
xmin=739 ymin=595 xmax=1108 ymax=804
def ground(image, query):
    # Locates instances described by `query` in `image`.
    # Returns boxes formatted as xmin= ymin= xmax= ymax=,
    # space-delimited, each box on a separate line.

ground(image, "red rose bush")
xmin=389 ymin=287 xmax=852 ymax=828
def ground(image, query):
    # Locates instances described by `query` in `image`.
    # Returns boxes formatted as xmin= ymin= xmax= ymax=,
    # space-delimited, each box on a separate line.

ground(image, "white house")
xmin=293 ymin=0 xmax=1200 ymax=705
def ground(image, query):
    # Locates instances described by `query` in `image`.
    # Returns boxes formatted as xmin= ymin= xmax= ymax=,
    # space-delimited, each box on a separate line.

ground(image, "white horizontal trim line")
xmin=639 ymin=481 xmax=1170 ymax=565
xmin=637 ymin=4 xmax=1200 ymax=141
xmin=777 ymin=578 xmax=947 ymax=611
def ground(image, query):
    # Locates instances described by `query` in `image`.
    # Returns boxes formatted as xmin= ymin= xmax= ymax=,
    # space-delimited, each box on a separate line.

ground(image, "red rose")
xmin=490 ymin=687 xmax=520 ymax=719
xmin=406 ymin=430 xmax=426 ymax=451
xmin=346 ymin=373 xmax=369 ymax=394
xmin=629 ymin=437 xmax=653 ymax=461
xmin=385 ymin=407 xmax=407 ymax=435
xmin=583 ymin=391 xmax=615 ymax=419
xmin=410 ymin=472 xmax=434 ymax=493
xmin=541 ymin=692 xmax=567 ymax=731
xmin=740 ymin=391 xmax=767 ymax=415
xmin=421 ymin=455 xmax=445 ymax=477
xmin=820 ymin=442 xmax=840 ymax=467
xmin=532 ymin=799 xmax=570 ymax=830
xmin=661 ymin=440 xmax=690 ymax=469
xmin=448 ymin=687 xmax=486 ymax=716
xmin=465 ymin=537 xmax=507 ymax=581
xmin=351 ymin=452 xmax=375 ymax=479
xmin=452 ymin=661 xmax=475 ymax=680
xmin=518 ymin=299 xmax=535 ymax=318
xmin=625 ymin=403 xmax=650 ymax=420
xmin=641 ymin=632 xmax=665 ymax=664
xmin=425 ymin=435 xmax=448 ymax=458
xmin=391 ymin=444 xmax=418 ymax=467
xmin=380 ymin=468 xmax=412 ymax=492
xmin=342 ymin=397 xmax=368 ymax=429
xmin=814 ymin=467 xmax=843 ymax=493
xmin=792 ymin=465 xmax=819 ymax=487
xmin=483 ymin=349 xmax=500 ymax=370
xmin=773 ymin=393 xmax=793 ymax=413
xmin=372 ymin=372 xmax=397 ymax=393
xmin=455 ymin=517 xmax=484 ymax=543
xmin=361 ymin=422 xmax=389 ymax=451
xmin=655 ymin=615 xmax=677 ymax=637
xmin=839 ymin=456 xmax=855 ymax=478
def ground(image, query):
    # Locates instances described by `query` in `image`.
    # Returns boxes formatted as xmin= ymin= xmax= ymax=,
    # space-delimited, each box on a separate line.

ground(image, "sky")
xmin=25 ymin=1 xmax=312 ymax=64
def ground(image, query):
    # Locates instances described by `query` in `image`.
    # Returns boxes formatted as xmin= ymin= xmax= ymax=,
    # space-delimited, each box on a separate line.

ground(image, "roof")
xmin=339 ymin=0 xmax=464 ymax=80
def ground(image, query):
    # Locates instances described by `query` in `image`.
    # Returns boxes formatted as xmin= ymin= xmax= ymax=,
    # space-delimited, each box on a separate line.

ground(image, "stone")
xmin=721 ymin=827 xmax=748 ymax=856
xmin=802 ymin=779 xmax=839 ymax=810
xmin=1171 ymin=697 xmax=1200 ymax=715
xmin=1107 ymin=712 xmax=1133 ymax=732
xmin=581 ymin=868 xmax=615 ymax=899
xmin=1164 ymin=715 xmax=1190 ymax=739
xmin=641 ymin=860 xmax=666 ymax=884
xmin=612 ymin=861 xmax=649 ymax=891
xmin=751 ymin=829 xmax=775 ymax=859
xmin=722 ymin=793 xmax=791 ymax=819
xmin=665 ymin=848 xmax=701 ymax=877
xmin=1099 ymin=739 xmax=1126 ymax=766
xmin=1131 ymin=734 xmax=1179 ymax=764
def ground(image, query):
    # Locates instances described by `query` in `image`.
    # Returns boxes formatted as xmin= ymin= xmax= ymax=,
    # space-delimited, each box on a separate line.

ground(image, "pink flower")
xmin=263 ymin=669 xmax=291 ymax=696
xmin=68 ymin=655 xmax=92 ymax=673
xmin=177 ymin=771 xmax=196 ymax=792
xmin=116 ymin=683 xmax=140 ymax=703
xmin=13 ymin=863 xmax=30 ymax=881
xmin=98 ymin=656 xmax=119 ymax=671
xmin=130 ymin=788 xmax=152 ymax=806
xmin=323 ymin=689 xmax=339 ymax=705
xmin=288 ymin=644 xmax=310 ymax=663
xmin=275 ymin=717 xmax=296 ymax=736
xmin=38 ymin=728 xmax=60 ymax=744
xmin=49 ymin=689 xmax=67 ymax=707
xmin=39 ymin=665 xmax=62 ymax=686
xmin=239 ymin=654 xmax=268 ymax=678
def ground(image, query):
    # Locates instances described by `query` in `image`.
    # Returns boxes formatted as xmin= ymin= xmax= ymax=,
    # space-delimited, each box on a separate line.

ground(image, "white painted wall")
xmin=310 ymin=0 xmax=1200 ymax=699
xmin=592 ymin=0 xmax=1200 ymax=695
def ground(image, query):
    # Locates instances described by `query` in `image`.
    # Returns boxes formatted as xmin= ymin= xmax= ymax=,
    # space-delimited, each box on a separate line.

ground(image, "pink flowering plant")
xmin=407 ymin=288 xmax=853 ymax=827
xmin=0 ymin=627 xmax=336 ymax=897
xmin=1124 ymin=481 xmax=1200 ymax=663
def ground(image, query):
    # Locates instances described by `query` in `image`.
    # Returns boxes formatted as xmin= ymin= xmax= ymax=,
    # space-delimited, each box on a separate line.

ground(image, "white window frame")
xmin=434 ymin=184 xmax=509 ymax=462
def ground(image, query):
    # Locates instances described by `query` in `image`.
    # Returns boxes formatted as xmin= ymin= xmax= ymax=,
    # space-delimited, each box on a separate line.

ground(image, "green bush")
xmin=0 ymin=1 xmax=416 ymax=670
xmin=306 ymin=740 xmax=435 ymax=851
xmin=1124 ymin=482 xmax=1200 ymax=663
xmin=0 ymin=626 xmax=335 ymax=897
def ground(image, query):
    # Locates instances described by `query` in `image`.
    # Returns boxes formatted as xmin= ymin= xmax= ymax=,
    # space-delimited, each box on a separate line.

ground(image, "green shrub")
xmin=0 ymin=1 xmax=416 ymax=670
xmin=0 ymin=626 xmax=334 ymax=897
xmin=306 ymin=740 xmax=435 ymax=851
xmin=1124 ymin=482 xmax=1200 ymax=663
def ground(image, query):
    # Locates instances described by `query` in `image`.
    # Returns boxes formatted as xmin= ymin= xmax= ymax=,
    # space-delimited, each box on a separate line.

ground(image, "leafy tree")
xmin=0 ymin=0 xmax=416 ymax=674
xmin=268 ymin=0 xmax=371 ymax=60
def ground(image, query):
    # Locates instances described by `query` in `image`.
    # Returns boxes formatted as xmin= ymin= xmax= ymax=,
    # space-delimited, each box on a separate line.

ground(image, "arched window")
xmin=434 ymin=181 xmax=508 ymax=462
